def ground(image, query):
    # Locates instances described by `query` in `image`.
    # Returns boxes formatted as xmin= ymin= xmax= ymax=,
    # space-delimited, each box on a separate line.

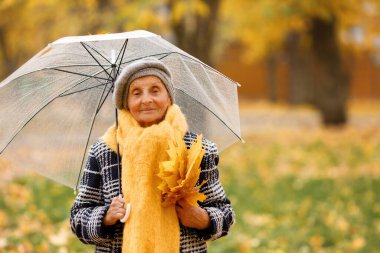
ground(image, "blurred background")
xmin=0 ymin=0 xmax=380 ymax=252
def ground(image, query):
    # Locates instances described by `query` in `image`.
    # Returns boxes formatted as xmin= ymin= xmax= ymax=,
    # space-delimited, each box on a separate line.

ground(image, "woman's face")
xmin=127 ymin=75 xmax=172 ymax=127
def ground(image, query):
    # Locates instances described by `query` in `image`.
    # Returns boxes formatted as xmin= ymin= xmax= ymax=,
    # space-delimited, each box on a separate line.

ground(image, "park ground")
xmin=0 ymin=100 xmax=380 ymax=253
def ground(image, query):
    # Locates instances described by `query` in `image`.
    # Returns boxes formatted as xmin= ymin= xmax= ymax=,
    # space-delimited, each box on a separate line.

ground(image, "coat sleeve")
xmin=195 ymin=141 xmax=235 ymax=241
xmin=70 ymin=144 xmax=117 ymax=245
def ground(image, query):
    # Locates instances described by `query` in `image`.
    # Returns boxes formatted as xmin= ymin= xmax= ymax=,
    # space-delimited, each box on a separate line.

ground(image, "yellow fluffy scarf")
xmin=101 ymin=104 xmax=188 ymax=253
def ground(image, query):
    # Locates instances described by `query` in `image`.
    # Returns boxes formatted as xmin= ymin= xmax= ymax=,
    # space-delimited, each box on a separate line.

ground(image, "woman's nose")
xmin=141 ymin=93 xmax=153 ymax=104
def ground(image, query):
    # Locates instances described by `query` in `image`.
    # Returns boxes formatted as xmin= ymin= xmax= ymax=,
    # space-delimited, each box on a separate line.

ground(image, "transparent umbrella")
xmin=0 ymin=30 xmax=242 ymax=191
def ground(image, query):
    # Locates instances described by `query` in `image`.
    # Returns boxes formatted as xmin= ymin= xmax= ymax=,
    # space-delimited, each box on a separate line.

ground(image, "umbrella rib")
xmin=0 ymin=67 xmax=112 ymax=155
xmin=54 ymin=65 xmax=113 ymax=99
xmin=0 ymin=66 xmax=109 ymax=89
xmin=176 ymin=89 xmax=242 ymax=142
xmin=56 ymin=67 xmax=112 ymax=110
xmin=120 ymin=52 xmax=172 ymax=65
xmin=93 ymin=39 xmax=128 ymax=112
xmin=96 ymin=84 xmax=113 ymax=113
xmin=0 ymin=91 xmax=77 ymax=154
xmin=49 ymin=64 xmax=108 ymax=68
xmin=81 ymin=42 xmax=112 ymax=65
xmin=96 ymin=64 xmax=116 ymax=113
xmin=75 ymin=75 xmax=113 ymax=191
xmin=116 ymin=39 xmax=128 ymax=76
xmin=49 ymin=68 xmax=110 ymax=81
xmin=59 ymin=82 xmax=109 ymax=98
xmin=80 ymin=42 xmax=114 ymax=81
xmin=96 ymin=75 xmax=113 ymax=112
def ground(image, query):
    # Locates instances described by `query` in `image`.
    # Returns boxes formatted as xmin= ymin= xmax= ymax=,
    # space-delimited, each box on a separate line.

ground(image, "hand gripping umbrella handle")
xmin=119 ymin=194 xmax=131 ymax=223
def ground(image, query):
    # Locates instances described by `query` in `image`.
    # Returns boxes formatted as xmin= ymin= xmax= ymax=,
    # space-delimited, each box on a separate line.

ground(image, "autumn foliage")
xmin=158 ymin=134 xmax=207 ymax=207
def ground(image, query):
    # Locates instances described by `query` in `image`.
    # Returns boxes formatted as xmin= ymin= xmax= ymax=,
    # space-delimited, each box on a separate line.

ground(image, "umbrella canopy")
xmin=0 ymin=30 xmax=242 ymax=190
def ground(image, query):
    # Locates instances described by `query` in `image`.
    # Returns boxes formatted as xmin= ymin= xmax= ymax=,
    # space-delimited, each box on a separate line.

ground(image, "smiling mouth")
xmin=140 ymin=108 xmax=156 ymax=112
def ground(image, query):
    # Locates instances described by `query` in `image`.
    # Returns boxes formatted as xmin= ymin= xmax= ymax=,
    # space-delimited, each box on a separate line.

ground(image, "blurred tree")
xmin=0 ymin=0 xmax=25 ymax=77
xmin=266 ymin=54 xmax=278 ymax=102
xmin=220 ymin=0 xmax=371 ymax=125
xmin=168 ymin=0 xmax=221 ymax=65
xmin=113 ymin=0 xmax=221 ymax=65
xmin=310 ymin=16 xmax=349 ymax=124
xmin=0 ymin=0 xmax=98 ymax=78
xmin=285 ymin=32 xmax=315 ymax=105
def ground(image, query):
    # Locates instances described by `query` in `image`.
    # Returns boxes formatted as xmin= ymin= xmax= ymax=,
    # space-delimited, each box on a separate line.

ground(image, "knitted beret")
xmin=113 ymin=57 xmax=175 ymax=110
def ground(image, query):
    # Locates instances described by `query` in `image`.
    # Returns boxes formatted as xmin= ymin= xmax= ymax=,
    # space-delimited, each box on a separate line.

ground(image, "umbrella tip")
xmin=237 ymin=82 xmax=241 ymax=87
xmin=241 ymin=138 xmax=246 ymax=144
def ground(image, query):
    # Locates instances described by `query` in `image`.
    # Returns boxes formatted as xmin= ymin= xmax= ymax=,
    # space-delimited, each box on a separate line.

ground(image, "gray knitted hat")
xmin=113 ymin=57 xmax=175 ymax=110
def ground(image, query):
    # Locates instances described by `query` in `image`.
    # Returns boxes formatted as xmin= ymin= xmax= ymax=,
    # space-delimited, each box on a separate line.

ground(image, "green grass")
xmin=0 ymin=176 xmax=92 ymax=253
xmin=210 ymin=171 xmax=380 ymax=253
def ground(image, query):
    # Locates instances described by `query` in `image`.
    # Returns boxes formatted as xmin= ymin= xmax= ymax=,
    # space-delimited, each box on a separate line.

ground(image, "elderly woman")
xmin=70 ymin=58 xmax=234 ymax=253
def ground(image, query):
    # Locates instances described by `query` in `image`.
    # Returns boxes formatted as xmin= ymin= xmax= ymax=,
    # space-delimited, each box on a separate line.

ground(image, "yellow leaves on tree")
xmin=171 ymin=0 xmax=209 ymax=24
xmin=158 ymin=134 xmax=207 ymax=207
xmin=220 ymin=0 xmax=378 ymax=62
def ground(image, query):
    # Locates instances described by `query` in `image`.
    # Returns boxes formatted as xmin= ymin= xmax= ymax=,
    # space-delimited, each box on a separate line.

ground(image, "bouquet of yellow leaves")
xmin=157 ymin=134 xmax=207 ymax=207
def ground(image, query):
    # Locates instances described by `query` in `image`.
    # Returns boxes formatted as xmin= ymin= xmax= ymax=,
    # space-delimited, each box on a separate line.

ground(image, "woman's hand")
xmin=176 ymin=199 xmax=211 ymax=230
xmin=102 ymin=195 xmax=126 ymax=226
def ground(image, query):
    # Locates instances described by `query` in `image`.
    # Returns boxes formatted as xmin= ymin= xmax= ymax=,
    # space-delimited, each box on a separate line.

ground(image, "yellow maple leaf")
xmin=157 ymin=134 xmax=207 ymax=207
xmin=182 ymin=135 xmax=205 ymax=190
xmin=184 ymin=192 xmax=207 ymax=206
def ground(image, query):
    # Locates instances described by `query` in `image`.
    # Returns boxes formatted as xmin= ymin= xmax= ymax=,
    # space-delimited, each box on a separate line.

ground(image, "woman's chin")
xmin=137 ymin=112 xmax=166 ymax=127
xmin=138 ymin=117 xmax=159 ymax=127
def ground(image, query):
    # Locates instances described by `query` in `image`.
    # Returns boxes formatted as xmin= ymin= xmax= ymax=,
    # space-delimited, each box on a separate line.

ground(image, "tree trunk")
xmin=310 ymin=17 xmax=349 ymax=125
xmin=0 ymin=28 xmax=17 ymax=79
xmin=266 ymin=54 xmax=277 ymax=102
xmin=285 ymin=32 xmax=315 ymax=105
xmin=168 ymin=0 xmax=220 ymax=66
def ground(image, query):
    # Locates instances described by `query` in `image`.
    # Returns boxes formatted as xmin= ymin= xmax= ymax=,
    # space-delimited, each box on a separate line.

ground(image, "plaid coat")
xmin=70 ymin=132 xmax=234 ymax=253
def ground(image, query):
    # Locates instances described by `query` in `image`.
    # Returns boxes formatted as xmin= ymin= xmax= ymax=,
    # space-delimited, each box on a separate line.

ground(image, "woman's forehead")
xmin=130 ymin=75 xmax=164 ymax=88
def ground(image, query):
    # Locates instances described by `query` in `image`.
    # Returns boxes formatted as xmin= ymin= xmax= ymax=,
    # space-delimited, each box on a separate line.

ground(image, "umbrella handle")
xmin=120 ymin=203 xmax=131 ymax=223
xmin=119 ymin=194 xmax=131 ymax=223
